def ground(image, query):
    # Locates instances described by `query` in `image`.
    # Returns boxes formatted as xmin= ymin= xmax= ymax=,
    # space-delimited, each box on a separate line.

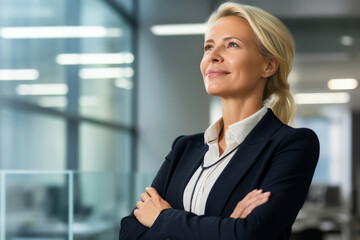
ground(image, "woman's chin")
xmin=205 ymin=85 xmax=224 ymax=96
xmin=206 ymin=89 xmax=222 ymax=96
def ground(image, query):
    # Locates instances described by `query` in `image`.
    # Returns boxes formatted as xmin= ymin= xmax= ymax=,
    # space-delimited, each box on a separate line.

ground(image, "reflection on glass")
xmin=0 ymin=108 xmax=66 ymax=170
xmin=292 ymin=109 xmax=352 ymax=238
xmin=0 ymin=0 xmax=135 ymax=125
xmin=0 ymin=0 xmax=68 ymax=110
xmin=115 ymin=0 xmax=134 ymax=15
xmin=2 ymin=172 xmax=70 ymax=240
xmin=79 ymin=122 xmax=132 ymax=172
xmin=79 ymin=0 xmax=134 ymax=125
xmin=0 ymin=171 xmax=129 ymax=240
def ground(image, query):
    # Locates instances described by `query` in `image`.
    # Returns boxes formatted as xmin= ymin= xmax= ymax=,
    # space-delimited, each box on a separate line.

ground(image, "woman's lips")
xmin=206 ymin=69 xmax=230 ymax=78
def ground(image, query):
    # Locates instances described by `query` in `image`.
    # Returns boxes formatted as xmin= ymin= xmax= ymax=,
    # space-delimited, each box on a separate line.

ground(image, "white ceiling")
xmin=141 ymin=0 xmax=360 ymax=109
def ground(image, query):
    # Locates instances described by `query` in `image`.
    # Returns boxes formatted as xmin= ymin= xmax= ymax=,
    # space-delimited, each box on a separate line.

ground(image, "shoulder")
xmin=273 ymin=124 xmax=320 ymax=155
xmin=164 ymin=133 xmax=205 ymax=163
xmin=171 ymin=133 xmax=204 ymax=150
xmin=278 ymin=125 xmax=319 ymax=143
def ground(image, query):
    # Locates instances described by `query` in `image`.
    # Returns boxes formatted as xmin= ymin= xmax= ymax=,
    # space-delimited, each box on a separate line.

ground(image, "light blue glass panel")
xmin=79 ymin=122 xmax=132 ymax=172
xmin=2 ymin=171 xmax=71 ymax=240
xmin=73 ymin=172 xmax=128 ymax=240
xmin=79 ymin=0 xmax=134 ymax=126
xmin=1 ymin=171 xmax=129 ymax=240
xmin=0 ymin=107 xmax=66 ymax=170
xmin=0 ymin=0 xmax=67 ymax=110
xmin=79 ymin=123 xmax=133 ymax=218
xmin=295 ymin=117 xmax=330 ymax=183
xmin=115 ymin=0 xmax=134 ymax=14
xmin=0 ymin=0 xmax=135 ymax=124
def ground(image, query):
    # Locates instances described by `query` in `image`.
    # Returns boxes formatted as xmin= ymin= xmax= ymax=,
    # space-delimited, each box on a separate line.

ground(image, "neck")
xmin=220 ymin=97 xmax=263 ymax=135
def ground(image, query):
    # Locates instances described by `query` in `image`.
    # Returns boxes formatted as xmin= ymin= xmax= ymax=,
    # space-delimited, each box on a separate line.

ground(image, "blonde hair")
xmin=207 ymin=2 xmax=296 ymax=124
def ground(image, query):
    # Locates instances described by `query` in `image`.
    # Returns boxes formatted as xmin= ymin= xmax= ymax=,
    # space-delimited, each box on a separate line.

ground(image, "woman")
xmin=120 ymin=2 xmax=319 ymax=240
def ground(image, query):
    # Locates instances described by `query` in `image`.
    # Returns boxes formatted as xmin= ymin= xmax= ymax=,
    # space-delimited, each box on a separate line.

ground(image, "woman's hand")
xmin=230 ymin=189 xmax=271 ymax=219
xmin=134 ymin=187 xmax=173 ymax=228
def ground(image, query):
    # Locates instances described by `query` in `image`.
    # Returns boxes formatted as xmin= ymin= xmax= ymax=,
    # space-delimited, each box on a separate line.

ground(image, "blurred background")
xmin=0 ymin=0 xmax=359 ymax=239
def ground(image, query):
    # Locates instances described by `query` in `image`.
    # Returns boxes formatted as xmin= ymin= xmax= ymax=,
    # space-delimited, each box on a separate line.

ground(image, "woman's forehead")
xmin=205 ymin=16 xmax=255 ymax=43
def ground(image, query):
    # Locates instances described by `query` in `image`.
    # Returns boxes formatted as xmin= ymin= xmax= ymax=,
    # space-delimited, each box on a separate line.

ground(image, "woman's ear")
xmin=262 ymin=58 xmax=279 ymax=78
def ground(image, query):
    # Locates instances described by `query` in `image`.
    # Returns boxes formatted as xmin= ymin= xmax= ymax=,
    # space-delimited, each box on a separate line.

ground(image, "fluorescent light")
xmin=115 ymin=78 xmax=133 ymax=89
xmin=0 ymin=26 xmax=121 ymax=39
xmin=0 ymin=69 xmax=39 ymax=80
xmin=16 ymin=84 xmax=68 ymax=95
xmin=340 ymin=36 xmax=353 ymax=46
xmin=327 ymin=78 xmax=358 ymax=90
xmin=56 ymin=52 xmax=134 ymax=65
xmin=151 ymin=24 xmax=206 ymax=36
xmin=79 ymin=67 xmax=134 ymax=79
xmin=294 ymin=92 xmax=350 ymax=104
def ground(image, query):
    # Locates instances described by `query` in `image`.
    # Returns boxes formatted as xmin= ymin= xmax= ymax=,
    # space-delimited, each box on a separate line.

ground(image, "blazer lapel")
xmin=205 ymin=109 xmax=283 ymax=216
xmin=165 ymin=139 xmax=208 ymax=210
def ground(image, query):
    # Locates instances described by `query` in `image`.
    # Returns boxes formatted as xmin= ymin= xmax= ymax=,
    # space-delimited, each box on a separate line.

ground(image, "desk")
xmin=293 ymin=202 xmax=352 ymax=239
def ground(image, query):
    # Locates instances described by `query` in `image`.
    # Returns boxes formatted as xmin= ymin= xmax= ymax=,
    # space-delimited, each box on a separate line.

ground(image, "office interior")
xmin=0 ymin=0 xmax=359 ymax=239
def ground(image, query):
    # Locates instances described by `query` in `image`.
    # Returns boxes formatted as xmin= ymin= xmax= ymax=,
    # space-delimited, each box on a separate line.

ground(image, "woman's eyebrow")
xmin=223 ymin=36 xmax=247 ymax=44
xmin=204 ymin=37 xmax=247 ymax=44
xmin=205 ymin=39 xmax=215 ymax=44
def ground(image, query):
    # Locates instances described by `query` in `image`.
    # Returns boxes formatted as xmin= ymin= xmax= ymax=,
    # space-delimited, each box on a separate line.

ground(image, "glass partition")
xmin=0 ymin=170 xmax=129 ymax=240
xmin=0 ymin=0 xmax=135 ymax=125
xmin=0 ymin=107 xmax=66 ymax=170
xmin=79 ymin=0 xmax=134 ymax=125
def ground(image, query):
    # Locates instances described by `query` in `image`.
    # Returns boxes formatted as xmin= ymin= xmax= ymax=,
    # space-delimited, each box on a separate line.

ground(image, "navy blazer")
xmin=120 ymin=109 xmax=320 ymax=240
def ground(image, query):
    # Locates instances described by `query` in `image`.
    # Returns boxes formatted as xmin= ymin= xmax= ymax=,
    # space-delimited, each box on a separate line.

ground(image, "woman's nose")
xmin=207 ymin=48 xmax=224 ymax=63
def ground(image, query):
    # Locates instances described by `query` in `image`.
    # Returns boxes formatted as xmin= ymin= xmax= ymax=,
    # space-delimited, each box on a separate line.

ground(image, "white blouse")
xmin=183 ymin=106 xmax=268 ymax=215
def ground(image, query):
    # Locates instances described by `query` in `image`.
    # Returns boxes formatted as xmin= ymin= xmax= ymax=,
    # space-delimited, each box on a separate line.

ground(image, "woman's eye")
xmin=204 ymin=45 xmax=213 ymax=51
xmin=228 ymin=42 xmax=239 ymax=48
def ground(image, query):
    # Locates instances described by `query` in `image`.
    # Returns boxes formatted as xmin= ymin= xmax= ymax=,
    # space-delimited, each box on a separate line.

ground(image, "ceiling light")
xmin=56 ymin=52 xmax=134 ymax=65
xmin=16 ymin=84 xmax=68 ymax=95
xmin=151 ymin=24 xmax=206 ymax=36
xmin=294 ymin=92 xmax=350 ymax=104
xmin=0 ymin=69 xmax=39 ymax=80
xmin=79 ymin=67 xmax=134 ymax=79
xmin=0 ymin=26 xmax=121 ymax=39
xmin=340 ymin=36 xmax=353 ymax=46
xmin=115 ymin=78 xmax=133 ymax=89
xmin=327 ymin=78 xmax=358 ymax=90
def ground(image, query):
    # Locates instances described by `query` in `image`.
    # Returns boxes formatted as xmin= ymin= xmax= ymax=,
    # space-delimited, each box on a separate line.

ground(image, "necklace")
xmin=189 ymin=144 xmax=240 ymax=213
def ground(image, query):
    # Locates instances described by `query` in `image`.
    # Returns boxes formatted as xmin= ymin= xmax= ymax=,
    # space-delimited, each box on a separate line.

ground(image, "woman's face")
xmin=200 ymin=16 xmax=268 ymax=99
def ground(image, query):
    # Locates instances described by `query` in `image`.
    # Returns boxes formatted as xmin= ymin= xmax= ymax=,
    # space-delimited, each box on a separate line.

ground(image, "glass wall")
xmin=0 ymin=0 xmax=136 ymax=239
xmin=0 ymin=107 xmax=66 ymax=170
xmin=0 ymin=171 xmax=129 ymax=240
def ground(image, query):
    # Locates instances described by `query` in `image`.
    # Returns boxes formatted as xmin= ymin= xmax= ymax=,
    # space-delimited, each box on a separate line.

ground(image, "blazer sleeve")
xmin=119 ymin=136 xmax=183 ymax=240
xmin=125 ymin=128 xmax=319 ymax=240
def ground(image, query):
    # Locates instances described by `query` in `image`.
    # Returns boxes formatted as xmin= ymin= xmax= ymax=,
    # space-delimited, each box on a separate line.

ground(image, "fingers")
xmin=230 ymin=189 xmax=271 ymax=219
xmin=136 ymin=200 xmax=144 ymax=209
xmin=240 ymin=192 xmax=270 ymax=218
xmin=140 ymin=187 xmax=157 ymax=202
xmin=138 ymin=187 xmax=160 ymax=205
xmin=145 ymin=187 xmax=159 ymax=198
xmin=140 ymin=192 xmax=151 ymax=202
